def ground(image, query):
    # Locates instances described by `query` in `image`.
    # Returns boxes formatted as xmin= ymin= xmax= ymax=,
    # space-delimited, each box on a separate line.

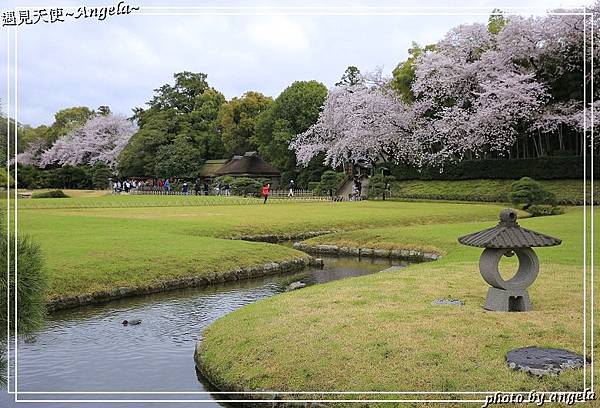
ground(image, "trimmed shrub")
xmin=368 ymin=174 xmax=395 ymax=200
xmin=508 ymin=177 xmax=557 ymax=209
xmin=390 ymin=179 xmax=597 ymax=205
xmin=215 ymin=175 xmax=234 ymax=187
xmin=90 ymin=163 xmax=113 ymax=189
xmin=230 ymin=177 xmax=262 ymax=196
xmin=31 ymin=190 xmax=69 ymax=199
xmin=526 ymin=204 xmax=564 ymax=217
xmin=320 ymin=171 xmax=345 ymax=197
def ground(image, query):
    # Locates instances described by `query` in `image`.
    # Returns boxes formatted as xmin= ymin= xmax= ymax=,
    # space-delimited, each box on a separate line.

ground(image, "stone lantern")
xmin=458 ymin=209 xmax=561 ymax=312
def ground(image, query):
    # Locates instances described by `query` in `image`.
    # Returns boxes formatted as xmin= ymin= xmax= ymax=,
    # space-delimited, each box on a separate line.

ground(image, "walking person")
xmin=262 ymin=183 xmax=270 ymax=204
xmin=182 ymin=181 xmax=189 ymax=195
xmin=194 ymin=179 xmax=201 ymax=195
xmin=287 ymin=180 xmax=295 ymax=197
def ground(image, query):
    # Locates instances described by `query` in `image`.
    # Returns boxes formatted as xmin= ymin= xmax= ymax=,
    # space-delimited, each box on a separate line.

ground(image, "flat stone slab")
xmin=432 ymin=298 xmax=464 ymax=306
xmin=287 ymin=281 xmax=307 ymax=291
xmin=381 ymin=265 xmax=404 ymax=273
xmin=506 ymin=347 xmax=588 ymax=376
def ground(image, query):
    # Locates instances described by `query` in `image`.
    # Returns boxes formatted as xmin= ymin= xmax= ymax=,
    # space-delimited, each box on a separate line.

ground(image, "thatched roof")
xmin=200 ymin=159 xmax=229 ymax=177
xmin=215 ymin=152 xmax=280 ymax=177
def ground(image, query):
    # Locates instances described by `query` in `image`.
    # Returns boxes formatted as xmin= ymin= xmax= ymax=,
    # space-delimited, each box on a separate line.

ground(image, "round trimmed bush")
xmin=31 ymin=190 xmax=69 ymax=199
xmin=508 ymin=177 xmax=557 ymax=209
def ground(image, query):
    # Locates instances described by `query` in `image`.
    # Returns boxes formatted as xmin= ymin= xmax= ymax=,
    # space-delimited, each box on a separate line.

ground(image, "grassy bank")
xmin=197 ymin=207 xmax=597 ymax=404
xmin=392 ymin=179 xmax=597 ymax=205
xmin=17 ymin=198 xmax=508 ymax=301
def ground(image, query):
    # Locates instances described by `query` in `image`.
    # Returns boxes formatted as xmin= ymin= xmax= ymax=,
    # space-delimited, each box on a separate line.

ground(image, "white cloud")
xmin=246 ymin=16 xmax=310 ymax=53
xmin=0 ymin=0 xmax=593 ymax=126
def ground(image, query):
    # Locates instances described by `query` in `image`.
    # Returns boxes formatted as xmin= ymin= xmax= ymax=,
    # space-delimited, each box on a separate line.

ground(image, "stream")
xmin=1 ymin=254 xmax=412 ymax=407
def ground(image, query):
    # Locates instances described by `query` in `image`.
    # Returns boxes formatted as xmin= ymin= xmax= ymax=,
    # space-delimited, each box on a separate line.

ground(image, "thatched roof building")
xmin=215 ymin=152 xmax=280 ymax=178
xmin=199 ymin=159 xmax=229 ymax=179
xmin=200 ymin=152 xmax=281 ymax=187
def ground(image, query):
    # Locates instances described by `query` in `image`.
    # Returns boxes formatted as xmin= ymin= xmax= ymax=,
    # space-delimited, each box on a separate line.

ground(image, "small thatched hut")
xmin=213 ymin=152 xmax=281 ymax=187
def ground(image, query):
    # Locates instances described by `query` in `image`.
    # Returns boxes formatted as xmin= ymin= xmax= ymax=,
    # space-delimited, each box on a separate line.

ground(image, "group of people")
xmin=110 ymin=178 xmax=298 ymax=202
xmin=351 ymin=176 xmax=363 ymax=201
xmin=112 ymin=179 xmax=148 ymax=194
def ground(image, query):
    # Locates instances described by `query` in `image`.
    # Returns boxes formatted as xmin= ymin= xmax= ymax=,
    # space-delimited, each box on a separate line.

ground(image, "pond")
xmin=1 ymin=254 xmax=412 ymax=407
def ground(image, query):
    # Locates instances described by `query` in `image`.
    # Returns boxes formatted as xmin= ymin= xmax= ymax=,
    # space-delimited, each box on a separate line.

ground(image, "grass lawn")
xmin=197 ymin=207 xmax=598 ymax=404
xmin=16 ymin=197 xmax=510 ymax=300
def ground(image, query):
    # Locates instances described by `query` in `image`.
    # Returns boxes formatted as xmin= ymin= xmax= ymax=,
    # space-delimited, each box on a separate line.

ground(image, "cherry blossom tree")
xmin=39 ymin=114 xmax=137 ymax=168
xmin=291 ymin=71 xmax=419 ymax=168
xmin=18 ymin=137 xmax=49 ymax=167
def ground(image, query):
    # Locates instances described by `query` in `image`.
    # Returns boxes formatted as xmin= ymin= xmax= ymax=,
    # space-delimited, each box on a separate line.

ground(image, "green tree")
xmin=97 ymin=105 xmax=112 ymax=116
xmin=367 ymin=174 xmax=395 ymax=200
xmin=253 ymin=80 xmax=327 ymax=172
xmin=319 ymin=170 xmax=344 ymax=197
xmin=488 ymin=9 xmax=508 ymax=35
xmin=49 ymin=106 xmax=94 ymax=142
xmin=91 ymin=162 xmax=113 ymax=189
xmin=391 ymin=42 xmax=435 ymax=103
xmin=336 ymin=66 xmax=362 ymax=87
xmin=119 ymin=72 xmax=225 ymax=177
xmin=218 ymin=92 xmax=273 ymax=155
xmin=154 ymin=136 xmax=204 ymax=179
xmin=47 ymin=165 xmax=92 ymax=189
xmin=508 ymin=177 xmax=557 ymax=209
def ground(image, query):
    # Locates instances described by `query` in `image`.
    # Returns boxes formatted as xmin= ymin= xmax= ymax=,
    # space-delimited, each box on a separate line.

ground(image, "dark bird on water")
xmin=122 ymin=319 xmax=142 ymax=325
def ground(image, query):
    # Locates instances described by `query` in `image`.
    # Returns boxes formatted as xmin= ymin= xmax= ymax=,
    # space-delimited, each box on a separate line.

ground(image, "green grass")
xmin=197 ymin=207 xmax=598 ymax=404
xmin=17 ymin=197 xmax=510 ymax=300
xmin=392 ymin=179 xmax=597 ymax=205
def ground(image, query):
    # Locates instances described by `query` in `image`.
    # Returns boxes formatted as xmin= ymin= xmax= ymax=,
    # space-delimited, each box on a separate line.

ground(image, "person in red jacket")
xmin=262 ymin=183 xmax=270 ymax=204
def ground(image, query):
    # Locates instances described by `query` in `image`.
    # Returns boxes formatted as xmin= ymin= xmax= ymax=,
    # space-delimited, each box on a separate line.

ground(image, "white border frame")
xmin=3 ymin=4 xmax=595 ymax=405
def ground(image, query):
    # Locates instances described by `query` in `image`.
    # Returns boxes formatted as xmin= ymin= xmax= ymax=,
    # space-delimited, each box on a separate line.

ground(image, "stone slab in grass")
xmin=431 ymin=298 xmax=465 ymax=306
xmin=506 ymin=347 xmax=588 ymax=377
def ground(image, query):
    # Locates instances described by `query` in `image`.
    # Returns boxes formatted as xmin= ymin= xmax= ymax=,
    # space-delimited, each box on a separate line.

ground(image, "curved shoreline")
xmin=47 ymin=256 xmax=317 ymax=312
xmin=195 ymin=346 xmax=332 ymax=408
xmin=193 ymin=243 xmax=442 ymax=405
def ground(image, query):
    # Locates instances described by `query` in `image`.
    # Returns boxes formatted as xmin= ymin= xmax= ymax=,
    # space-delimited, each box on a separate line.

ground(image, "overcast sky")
xmin=0 ymin=0 xmax=594 ymax=126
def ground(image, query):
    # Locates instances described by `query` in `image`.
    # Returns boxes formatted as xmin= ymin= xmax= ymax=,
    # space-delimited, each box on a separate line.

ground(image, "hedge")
xmin=390 ymin=156 xmax=599 ymax=180
xmin=391 ymin=179 xmax=598 ymax=205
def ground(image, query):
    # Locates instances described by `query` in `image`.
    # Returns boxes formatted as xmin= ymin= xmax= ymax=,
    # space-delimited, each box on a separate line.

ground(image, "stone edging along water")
xmin=46 ymin=257 xmax=317 ymax=312
xmin=194 ymin=242 xmax=444 ymax=405
xmin=292 ymin=242 xmax=442 ymax=262
xmin=235 ymin=230 xmax=333 ymax=243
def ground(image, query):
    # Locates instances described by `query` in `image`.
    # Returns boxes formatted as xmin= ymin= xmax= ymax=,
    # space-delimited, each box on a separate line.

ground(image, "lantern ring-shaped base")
xmin=479 ymin=248 xmax=539 ymax=291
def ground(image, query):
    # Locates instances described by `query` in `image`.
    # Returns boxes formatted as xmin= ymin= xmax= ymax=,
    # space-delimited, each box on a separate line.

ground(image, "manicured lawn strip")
xmin=392 ymin=179 xmax=597 ymax=205
xmin=197 ymin=208 xmax=597 ymax=400
xmin=18 ymin=201 xmax=509 ymax=300
xmin=15 ymin=194 xmax=267 ymax=209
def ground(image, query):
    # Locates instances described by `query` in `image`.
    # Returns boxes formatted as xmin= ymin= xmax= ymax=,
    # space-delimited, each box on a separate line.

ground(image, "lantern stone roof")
xmin=215 ymin=151 xmax=280 ymax=177
xmin=458 ymin=209 xmax=562 ymax=249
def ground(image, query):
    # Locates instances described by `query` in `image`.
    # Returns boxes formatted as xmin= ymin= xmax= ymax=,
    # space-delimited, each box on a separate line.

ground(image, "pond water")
xmin=1 ymin=254 xmax=411 ymax=407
